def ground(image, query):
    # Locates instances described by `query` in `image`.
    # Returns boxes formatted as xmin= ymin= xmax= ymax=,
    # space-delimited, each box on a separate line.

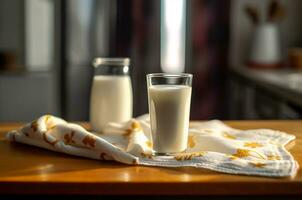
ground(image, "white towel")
xmin=6 ymin=115 xmax=298 ymax=177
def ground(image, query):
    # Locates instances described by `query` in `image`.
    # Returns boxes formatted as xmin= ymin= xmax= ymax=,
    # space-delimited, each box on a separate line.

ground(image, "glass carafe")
xmin=90 ymin=57 xmax=133 ymax=132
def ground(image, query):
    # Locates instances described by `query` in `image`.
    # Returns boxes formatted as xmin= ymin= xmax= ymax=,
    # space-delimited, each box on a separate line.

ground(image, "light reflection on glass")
xmin=161 ymin=0 xmax=186 ymax=73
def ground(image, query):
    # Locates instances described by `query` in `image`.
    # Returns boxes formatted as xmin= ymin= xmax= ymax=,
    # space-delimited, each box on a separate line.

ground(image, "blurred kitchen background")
xmin=0 ymin=0 xmax=302 ymax=122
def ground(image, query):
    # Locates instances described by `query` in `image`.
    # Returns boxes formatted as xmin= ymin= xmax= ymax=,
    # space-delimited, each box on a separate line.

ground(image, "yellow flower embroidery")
xmin=124 ymin=121 xmax=142 ymax=137
xmin=64 ymin=131 xmax=76 ymax=144
xmin=146 ymin=140 xmax=153 ymax=148
xmin=31 ymin=120 xmax=38 ymax=132
xmin=131 ymin=121 xmax=141 ymax=131
xmin=42 ymin=133 xmax=58 ymax=146
xmin=175 ymin=151 xmax=206 ymax=161
xmin=267 ymin=155 xmax=281 ymax=160
xmin=223 ymin=132 xmax=236 ymax=139
xmin=100 ymin=152 xmax=113 ymax=160
xmin=82 ymin=135 xmax=96 ymax=148
xmin=229 ymin=155 xmax=238 ymax=160
xmin=48 ymin=125 xmax=56 ymax=130
xmin=140 ymin=153 xmax=153 ymax=159
xmin=232 ymin=149 xmax=251 ymax=158
xmin=244 ymin=142 xmax=263 ymax=148
xmin=232 ymin=149 xmax=265 ymax=159
xmin=45 ymin=115 xmax=52 ymax=123
xmin=123 ymin=129 xmax=132 ymax=136
xmin=250 ymin=162 xmax=266 ymax=168
xmin=188 ymin=135 xmax=196 ymax=148
xmin=44 ymin=115 xmax=57 ymax=131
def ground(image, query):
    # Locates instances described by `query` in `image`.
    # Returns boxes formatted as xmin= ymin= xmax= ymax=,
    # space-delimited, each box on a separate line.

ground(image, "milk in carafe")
xmin=90 ymin=75 xmax=132 ymax=131
xmin=90 ymin=58 xmax=133 ymax=132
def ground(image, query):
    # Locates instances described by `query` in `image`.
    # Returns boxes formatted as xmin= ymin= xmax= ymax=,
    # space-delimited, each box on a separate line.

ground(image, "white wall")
xmin=229 ymin=0 xmax=302 ymax=67
xmin=25 ymin=0 xmax=54 ymax=71
xmin=0 ymin=73 xmax=59 ymax=121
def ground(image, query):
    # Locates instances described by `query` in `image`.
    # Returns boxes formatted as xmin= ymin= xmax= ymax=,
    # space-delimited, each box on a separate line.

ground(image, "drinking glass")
xmin=146 ymin=73 xmax=193 ymax=155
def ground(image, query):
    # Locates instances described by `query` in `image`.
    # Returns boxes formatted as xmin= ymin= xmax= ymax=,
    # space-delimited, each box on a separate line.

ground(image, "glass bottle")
xmin=90 ymin=57 xmax=133 ymax=132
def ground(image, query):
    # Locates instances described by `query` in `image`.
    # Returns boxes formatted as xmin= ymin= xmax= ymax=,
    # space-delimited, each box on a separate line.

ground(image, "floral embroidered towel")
xmin=6 ymin=115 xmax=298 ymax=177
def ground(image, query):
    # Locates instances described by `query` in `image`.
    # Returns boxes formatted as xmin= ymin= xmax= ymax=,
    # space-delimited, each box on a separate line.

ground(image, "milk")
xmin=148 ymin=85 xmax=192 ymax=153
xmin=90 ymin=75 xmax=133 ymax=132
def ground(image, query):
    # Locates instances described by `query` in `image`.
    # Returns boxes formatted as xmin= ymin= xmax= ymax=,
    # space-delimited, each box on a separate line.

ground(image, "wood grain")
xmin=0 ymin=121 xmax=301 ymax=195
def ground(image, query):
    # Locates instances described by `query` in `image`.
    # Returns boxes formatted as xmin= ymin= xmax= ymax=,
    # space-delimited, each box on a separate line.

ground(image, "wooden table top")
xmin=0 ymin=121 xmax=301 ymax=195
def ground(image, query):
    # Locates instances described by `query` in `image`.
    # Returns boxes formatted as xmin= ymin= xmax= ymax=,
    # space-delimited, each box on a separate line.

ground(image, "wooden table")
xmin=0 ymin=121 xmax=301 ymax=195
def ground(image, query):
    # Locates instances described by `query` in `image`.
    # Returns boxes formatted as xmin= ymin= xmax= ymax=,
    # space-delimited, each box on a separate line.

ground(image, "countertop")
xmin=0 ymin=121 xmax=301 ymax=195
xmin=230 ymin=67 xmax=302 ymax=108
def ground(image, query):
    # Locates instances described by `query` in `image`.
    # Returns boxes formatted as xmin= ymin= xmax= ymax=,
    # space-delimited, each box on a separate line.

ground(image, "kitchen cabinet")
xmin=229 ymin=67 xmax=302 ymax=119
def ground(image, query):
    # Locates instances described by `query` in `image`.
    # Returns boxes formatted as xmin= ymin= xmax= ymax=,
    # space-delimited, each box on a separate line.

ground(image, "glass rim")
xmin=146 ymin=73 xmax=193 ymax=79
xmin=93 ymin=57 xmax=130 ymax=67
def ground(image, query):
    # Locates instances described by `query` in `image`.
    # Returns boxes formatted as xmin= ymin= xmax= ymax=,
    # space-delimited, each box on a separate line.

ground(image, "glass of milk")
xmin=146 ymin=73 xmax=192 ymax=155
xmin=90 ymin=58 xmax=133 ymax=132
